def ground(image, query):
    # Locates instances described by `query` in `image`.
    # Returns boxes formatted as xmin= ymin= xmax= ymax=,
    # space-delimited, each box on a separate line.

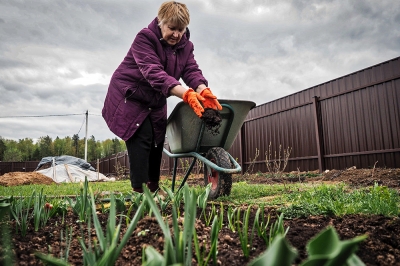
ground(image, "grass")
xmin=218 ymin=181 xmax=296 ymax=205
xmin=0 ymin=177 xmax=399 ymax=218
xmin=280 ymin=182 xmax=400 ymax=218
xmin=0 ymin=180 xmax=133 ymax=198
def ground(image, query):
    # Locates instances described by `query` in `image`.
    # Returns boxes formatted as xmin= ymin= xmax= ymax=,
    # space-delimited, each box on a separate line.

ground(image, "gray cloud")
xmin=0 ymin=0 xmax=399 ymax=141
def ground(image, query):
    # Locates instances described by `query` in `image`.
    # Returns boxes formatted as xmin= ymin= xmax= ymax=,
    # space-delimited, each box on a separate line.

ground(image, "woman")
xmin=102 ymin=1 xmax=222 ymax=193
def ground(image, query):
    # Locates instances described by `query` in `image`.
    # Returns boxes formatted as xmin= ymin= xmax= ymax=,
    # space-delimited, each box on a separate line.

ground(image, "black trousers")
xmin=125 ymin=117 xmax=164 ymax=189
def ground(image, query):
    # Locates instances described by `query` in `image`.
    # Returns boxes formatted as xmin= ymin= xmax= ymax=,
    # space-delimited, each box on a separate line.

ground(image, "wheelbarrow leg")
xmin=171 ymin=158 xmax=178 ymax=192
xmin=177 ymin=158 xmax=197 ymax=192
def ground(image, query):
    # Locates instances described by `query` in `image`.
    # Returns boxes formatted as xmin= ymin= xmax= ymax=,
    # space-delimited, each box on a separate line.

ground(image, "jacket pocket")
xmin=125 ymin=84 xmax=166 ymax=108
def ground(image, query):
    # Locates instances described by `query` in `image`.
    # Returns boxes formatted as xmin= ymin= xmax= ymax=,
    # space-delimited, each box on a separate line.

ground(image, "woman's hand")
xmin=199 ymin=88 xmax=222 ymax=110
xmin=182 ymin=88 xmax=205 ymax=117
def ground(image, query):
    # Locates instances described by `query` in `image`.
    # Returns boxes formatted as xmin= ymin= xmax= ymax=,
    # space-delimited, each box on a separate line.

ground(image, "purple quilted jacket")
xmin=102 ymin=17 xmax=208 ymax=143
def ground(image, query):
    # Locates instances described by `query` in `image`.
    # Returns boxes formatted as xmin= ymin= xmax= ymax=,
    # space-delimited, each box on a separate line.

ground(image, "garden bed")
xmin=2 ymin=167 xmax=400 ymax=265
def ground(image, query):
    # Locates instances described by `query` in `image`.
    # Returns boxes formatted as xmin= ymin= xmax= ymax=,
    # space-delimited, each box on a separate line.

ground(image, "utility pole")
xmin=84 ymin=110 xmax=88 ymax=162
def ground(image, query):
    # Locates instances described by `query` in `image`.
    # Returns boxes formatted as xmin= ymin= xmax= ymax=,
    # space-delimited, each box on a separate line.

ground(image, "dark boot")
xmin=133 ymin=187 xmax=143 ymax=193
xmin=147 ymin=181 xmax=159 ymax=192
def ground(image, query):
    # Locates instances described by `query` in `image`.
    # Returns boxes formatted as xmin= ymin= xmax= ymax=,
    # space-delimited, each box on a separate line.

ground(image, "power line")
xmin=0 ymin=113 xmax=85 ymax=118
xmin=76 ymin=114 xmax=87 ymax=135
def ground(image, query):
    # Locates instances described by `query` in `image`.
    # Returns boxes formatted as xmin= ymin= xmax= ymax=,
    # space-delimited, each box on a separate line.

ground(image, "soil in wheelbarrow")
xmin=202 ymin=108 xmax=222 ymax=136
xmin=3 ymin=167 xmax=400 ymax=265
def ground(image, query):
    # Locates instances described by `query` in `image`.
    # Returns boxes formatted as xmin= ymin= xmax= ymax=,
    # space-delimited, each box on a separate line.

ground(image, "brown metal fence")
xmin=1 ymin=57 xmax=399 ymax=176
xmin=0 ymin=161 xmax=40 ymax=175
xmin=90 ymin=151 xmax=130 ymax=177
xmin=234 ymin=56 xmax=400 ymax=173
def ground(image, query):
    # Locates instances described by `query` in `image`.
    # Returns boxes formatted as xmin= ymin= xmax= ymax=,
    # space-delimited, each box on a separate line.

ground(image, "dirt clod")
xmin=201 ymin=108 xmax=222 ymax=135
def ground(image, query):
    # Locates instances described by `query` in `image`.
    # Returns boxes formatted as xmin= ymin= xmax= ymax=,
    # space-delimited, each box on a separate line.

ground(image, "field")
xmin=1 ymin=167 xmax=400 ymax=265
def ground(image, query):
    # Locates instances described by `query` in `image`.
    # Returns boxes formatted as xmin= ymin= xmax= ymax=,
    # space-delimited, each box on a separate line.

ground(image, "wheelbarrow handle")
xmin=163 ymin=148 xmax=242 ymax=174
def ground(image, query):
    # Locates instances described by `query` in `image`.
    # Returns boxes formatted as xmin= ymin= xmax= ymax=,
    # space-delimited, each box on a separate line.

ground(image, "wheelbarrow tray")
xmin=164 ymin=99 xmax=255 ymax=195
xmin=166 ymin=99 xmax=256 ymax=154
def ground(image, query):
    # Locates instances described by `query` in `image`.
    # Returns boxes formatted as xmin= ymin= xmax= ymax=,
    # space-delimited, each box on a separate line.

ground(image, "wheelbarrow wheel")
xmin=204 ymin=147 xmax=233 ymax=200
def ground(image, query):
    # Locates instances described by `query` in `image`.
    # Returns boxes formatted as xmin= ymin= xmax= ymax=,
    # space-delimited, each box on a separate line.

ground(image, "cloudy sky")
xmin=0 ymin=0 xmax=399 ymax=142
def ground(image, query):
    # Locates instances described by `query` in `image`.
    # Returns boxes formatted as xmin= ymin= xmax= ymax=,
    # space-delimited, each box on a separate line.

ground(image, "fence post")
xmin=312 ymin=96 xmax=325 ymax=173
xmin=52 ymin=158 xmax=56 ymax=181
xmin=240 ymin=124 xmax=246 ymax=175
xmin=125 ymin=151 xmax=129 ymax=176
xmin=108 ymin=157 xmax=111 ymax=176
xmin=97 ymin=159 xmax=99 ymax=180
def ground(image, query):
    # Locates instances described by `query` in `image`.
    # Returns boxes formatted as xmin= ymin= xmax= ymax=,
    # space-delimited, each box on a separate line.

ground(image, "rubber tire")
xmin=203 ymin=147 xmax=233 ymax=200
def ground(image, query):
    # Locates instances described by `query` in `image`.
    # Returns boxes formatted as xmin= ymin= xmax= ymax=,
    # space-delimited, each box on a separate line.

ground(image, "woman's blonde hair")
xmin=158 ymin=1 xmax=190 ymax=28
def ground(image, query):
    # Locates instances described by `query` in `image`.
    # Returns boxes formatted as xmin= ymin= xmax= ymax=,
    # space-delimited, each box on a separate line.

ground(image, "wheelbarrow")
xmin=163 ymin=99 xmax=256 ymax=199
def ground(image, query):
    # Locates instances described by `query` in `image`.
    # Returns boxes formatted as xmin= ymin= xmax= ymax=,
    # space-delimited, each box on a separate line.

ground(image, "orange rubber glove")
xmin=200 ymin=88 xmax=222 ymax=110
xmin=183 ymin=88 xmax=205 ymax=117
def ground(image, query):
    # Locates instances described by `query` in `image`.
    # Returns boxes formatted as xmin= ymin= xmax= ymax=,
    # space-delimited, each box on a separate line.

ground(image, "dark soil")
xmin=201 ymin=108 xmax=222 ymax=136
xmin=0 ymin=172 xmax=55 ymax=186
xmin=2 ymin=167 xmax=400 ymax=265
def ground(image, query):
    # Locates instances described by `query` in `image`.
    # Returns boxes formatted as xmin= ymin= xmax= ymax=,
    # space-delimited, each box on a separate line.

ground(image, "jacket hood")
xmin=148 ymin=17 xmax=190 ymax=49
